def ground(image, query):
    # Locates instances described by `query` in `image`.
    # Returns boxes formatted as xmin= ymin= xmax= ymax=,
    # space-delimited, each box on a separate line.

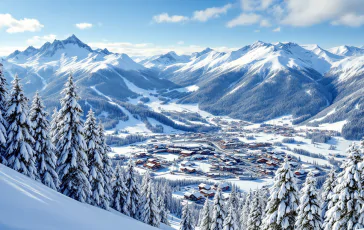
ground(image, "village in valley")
xmin=106 ymin=115 xmax=353 ymax=205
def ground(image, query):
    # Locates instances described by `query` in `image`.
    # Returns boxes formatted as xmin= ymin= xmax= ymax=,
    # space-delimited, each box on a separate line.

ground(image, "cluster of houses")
xmin=183 ymin=182 xmax=231 ymax=202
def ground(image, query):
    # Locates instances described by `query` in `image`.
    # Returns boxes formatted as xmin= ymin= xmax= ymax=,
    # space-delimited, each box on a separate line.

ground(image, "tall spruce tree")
xmin=247 ymin=191 xmax=263 ymax=230
xmin=111 ymin=165 xmax=127 ymax=214
xmin=211 ymin=186 xmax=226 ymax=230
xmin=180 ymin=204 xmax=194 ymax=230
xmin=139 ymin=170 xmax=152 ymax=219
xmin=50 ymin=108 xmax=59 ymax=149
xmin=321 ymin=168 xmax=336 ymax=221
xmin=223 ymin=204 xmax=239 ymax=230
xmin=295 ymin=171 xmax=322 ymax=230
xmin=324 ymin=144 xmax=364 ymax=230
xmin=199 ymin=199 xmax=210 ymax=230
xmin=0 ymin=63 xmax=8 ymax=165
xmin=5 ymin=75 xmax=38 ymax=179
xmin=263 ymin=157 xmax=299 ymax=230
xmin=56 ymin=74 xmax=91 ymax=203
xmin=98 ymin=122 xmax=113 ymax=204
xmin=124 ymin=158 xmax=140 ymax=218
xmin=158 ymin=195 xmax=169 ymax=225
xmin=141 ymin=180 xmax=160 ymax=227
xmin=30 ymin=92 xmax=59 ymax=190
xmin=85 ymin=109 xmax=108 ymax=209
xmin=240 ymin=189 xmax=252 ymax=229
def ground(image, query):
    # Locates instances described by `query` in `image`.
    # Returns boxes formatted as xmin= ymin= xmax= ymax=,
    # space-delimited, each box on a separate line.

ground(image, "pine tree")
xmin=0 ymin=63 xmax=8 ymax=165
xmin=98 ymin=122 xmax=114 ymax=204
xmin=228 ymin=186 xmax=239 ymax=211
xmin=30 ymin=92 xmax=59 ymax=190
xmin=111 ymin=165 xmax=127 ymax=213
xmin=295 ymin=171 xmax=322 ymax=230
xmin=56 ymin=74 xmax=91 ymax=203
xmin=321 ymin=168 xmax=336 ymax=221
xmin=50 ymin=108 xmax=59 ymax=148
xmin=85 ymin=109 xmax=108 ymax=209
xmin=324 ymin=144 xmax=364 ymax=230
xmin=5 ymin=75 xmax=37 ymax=179
xmin=223 ymin=204 xmax=238 ymax=230
xmin=263 ymin=157 xmax=299 ymax=230
xmin=211 ymin=186 xmax=226 ymax=230
xmin=141 ymin=180 xmax=160 ymax=227
xmin=124 ymin=158 xmax=140 ymax=218
xmin=247 ymin=191 xmax=263 ymax=230
xmin=158 ymin=195 xmax=169 ymax=225
xmin=180 ymin=204 xmax=194 ymax=230
xmin=139 ymin=170 xmax=152 ymax=219
xmin=240 ymin=189 xmax=252 ymax=229
xmin=199 ymin=199 xmax=210 ymax=230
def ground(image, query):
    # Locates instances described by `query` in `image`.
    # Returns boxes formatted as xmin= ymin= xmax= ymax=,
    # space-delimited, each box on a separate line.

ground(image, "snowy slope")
xmin=0 ymin=164 xmax=169 ymax=230
xmin=329 ymin=45 xmax=364 ymax=57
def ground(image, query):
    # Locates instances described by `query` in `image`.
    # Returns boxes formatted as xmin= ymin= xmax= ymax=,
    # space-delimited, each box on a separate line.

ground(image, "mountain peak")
xmin=251 ymin=40 xmax=269 ymax=49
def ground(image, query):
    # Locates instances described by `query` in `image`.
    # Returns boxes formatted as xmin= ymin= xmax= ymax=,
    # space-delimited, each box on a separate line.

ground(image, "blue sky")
xmin=0 ymin=0 xmax=364 ymax=56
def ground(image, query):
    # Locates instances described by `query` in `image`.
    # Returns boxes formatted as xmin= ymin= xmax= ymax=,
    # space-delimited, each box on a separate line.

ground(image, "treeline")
xmin=106 ymin=134 xmax=148 ymax=146
xmin=0 ymin=71 xmax=171 ymax=228
xmin=193 ymin=142 xmax=364 ymax=230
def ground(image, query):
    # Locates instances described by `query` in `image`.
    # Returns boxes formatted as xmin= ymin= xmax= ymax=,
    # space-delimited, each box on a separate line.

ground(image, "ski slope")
xmin=0 ymin=164 xmax=172 ymax=230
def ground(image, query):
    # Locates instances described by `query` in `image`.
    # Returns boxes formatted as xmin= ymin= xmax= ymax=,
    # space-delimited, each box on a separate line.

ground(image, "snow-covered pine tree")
xmin=324 ymin=144 xmax=364 ymax=230
xmin=259 ymin=188 xmax=269 ymax=218
xmin=228 ymin=186 xmax=239 ymax=210
xmin=211 ymin=186 xmax=226 ymax=230
xmin=111 ymin=165 xmax=127 ymax=213
xmin=141 ymin=180 xmax=160 ymax=227
xmin=199 ymin=198 xmax=210 ymax=230
xmin=240 ymin=189 xmax=252 ymax=229
xmin=139 ymin=170 xmax=151 ymax=219
xmin=85 ymin=109 xmax=108 ymax=209
xmin=5 ymin=75 xmax=37 ymax=179
xmin=320 ymin=168 xmax=336 ymax=221
xmin=124 ymin=158 xmax=140 ymax=218
xmin=247 ymin=191 xmax=263 ymax=230
xmin=56 ymin=74 xmax=91 ymax=203
xmin=0 ymin=109 xmax=7 ymax=165
xmin=0 ymin=63 xmax=8 ymax=165
xmin=30 ymin=92 xmax=59 ymax=190
xmin=98 ymin=121 xmax=114 ymax=204
xmin=295 ymin=171 xmax=322 ymax=230
xmin=158 ymin=195 xmax=169 ymax=225
xmin=263 ymin=157 xmax=299 ymax=230
xmin=180 ymin=204 xmax=194 ymax=230
xmin=223 ymin=204 xmax=238 ymax=230
xmin=50 ymin=108 xmax=59 ymax=148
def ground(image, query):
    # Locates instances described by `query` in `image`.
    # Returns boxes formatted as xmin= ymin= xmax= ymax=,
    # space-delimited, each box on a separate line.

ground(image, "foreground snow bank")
xmin=0 ymin=164 xmax=167 ymax=230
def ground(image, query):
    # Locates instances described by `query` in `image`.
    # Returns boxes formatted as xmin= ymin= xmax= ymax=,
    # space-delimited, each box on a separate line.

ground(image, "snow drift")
xmin=0 ymin=164 xmax=170 ymax=230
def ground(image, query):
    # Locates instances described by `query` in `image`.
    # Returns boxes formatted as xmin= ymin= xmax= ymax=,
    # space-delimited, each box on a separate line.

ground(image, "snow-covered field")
xmin=0 ymin=164 xmax=173 ymax=230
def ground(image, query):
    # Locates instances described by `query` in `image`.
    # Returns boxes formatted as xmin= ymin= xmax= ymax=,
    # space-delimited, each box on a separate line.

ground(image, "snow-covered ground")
xmin=0 ymin=164 xmax=174 ymax=230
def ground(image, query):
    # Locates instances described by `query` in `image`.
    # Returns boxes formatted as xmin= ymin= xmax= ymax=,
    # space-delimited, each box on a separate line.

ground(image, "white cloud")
xmin=0 ymin=14 xmax=43 ymax=33
xmin=272 ymin=27 xmax=281 ymax=32
xmin=75 ymin=23 xmax=93 ymax=30
xmin=241 ymin=0 xmax=274 ymax=11
xmin=27 ymin=34 xmax=57 ymax=46
xmin=260 ymin=19 xmax=271 ymax=27
xmin=331 ymin=13 xmax=364 ymax=27
xmin=192 ymin=4 xmax=232 ymax=22
xmin=281 ymin=0 xmax=364 ymax=27
xmin=153 ymin=13 xmax=189 ymax=23
xmin=227 ymin=13 xmax=261 ymax=28
xmin=0 ymin=46 xmax=27 ymax=56
xmin=177 ymin=41 xmax=185 ymax=45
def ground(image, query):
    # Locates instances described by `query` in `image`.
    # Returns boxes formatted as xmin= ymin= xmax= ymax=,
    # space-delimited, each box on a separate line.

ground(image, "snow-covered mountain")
xmin=0 ymin=164 xmax=170 ymax=230
xmin=329 ymin=45 xmax=364 ymax=57
xmin=2 ymin=36 xmax=363 ymax=139
xmin=138 ymin=41 xmax=363 ymax=140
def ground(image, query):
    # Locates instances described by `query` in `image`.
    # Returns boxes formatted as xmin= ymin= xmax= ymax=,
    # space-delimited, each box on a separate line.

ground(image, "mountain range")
xmin=1 ymin=35 xmax=363 ymax=139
